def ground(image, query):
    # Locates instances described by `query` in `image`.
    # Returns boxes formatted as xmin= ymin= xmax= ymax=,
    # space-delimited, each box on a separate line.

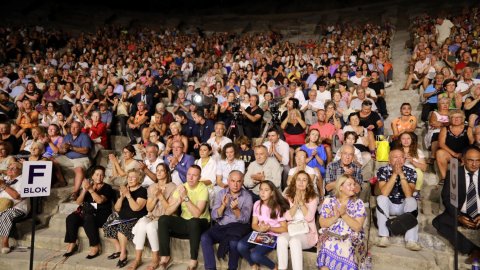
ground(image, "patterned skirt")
xmin=102 ymin=212 xmax=138 ymax=241
xmin=316 ymin=229 xmax=366 ymax=270
xmin=0 ymin=208 xmax=25 ymax=237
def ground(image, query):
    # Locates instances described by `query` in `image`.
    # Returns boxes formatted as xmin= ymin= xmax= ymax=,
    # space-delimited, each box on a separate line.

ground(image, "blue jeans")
xmin=237 ymin=234 xmax=275 ymax=269
xmin=200 ymin=227 xmax=241 ymax=270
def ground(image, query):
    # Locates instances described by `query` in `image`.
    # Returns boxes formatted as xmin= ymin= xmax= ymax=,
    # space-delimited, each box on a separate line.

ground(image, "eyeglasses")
xmin=465 ymin=159 xmax=480 ymax=164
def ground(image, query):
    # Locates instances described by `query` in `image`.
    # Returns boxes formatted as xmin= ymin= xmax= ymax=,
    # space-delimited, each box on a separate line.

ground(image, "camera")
xmin=229 ymin=100 xmax=241 ymax=113
xmin=267 ymin=97 xmax=282 ymax=124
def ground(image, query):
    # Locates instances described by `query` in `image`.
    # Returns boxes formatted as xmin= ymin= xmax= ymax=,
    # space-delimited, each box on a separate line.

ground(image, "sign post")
xmin=449 ymin=158 xmax=459 ymax=270
xmin=20 ymin=161 xmax=52 ymax=270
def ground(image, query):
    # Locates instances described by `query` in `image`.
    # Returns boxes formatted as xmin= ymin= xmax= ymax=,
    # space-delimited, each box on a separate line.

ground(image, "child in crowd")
xmin=237 ymin=181 xmax=289 ymax=270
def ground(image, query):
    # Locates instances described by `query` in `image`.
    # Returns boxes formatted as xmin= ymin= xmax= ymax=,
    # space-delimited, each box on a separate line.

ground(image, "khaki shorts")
xmin=55 ymin=155 xmax=91 ymax=171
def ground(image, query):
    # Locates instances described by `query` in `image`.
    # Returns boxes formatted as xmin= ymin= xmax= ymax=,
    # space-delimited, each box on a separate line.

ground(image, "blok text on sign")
xmin=20 ymin=161 xmax=53 ymax=198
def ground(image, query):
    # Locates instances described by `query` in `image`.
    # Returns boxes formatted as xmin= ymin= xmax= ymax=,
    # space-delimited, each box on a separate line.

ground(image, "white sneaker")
xmin=406 ymin=241 xmax=422 ymax=251
xmin=385 ymin=81 xmax=393 ymax=88
xmin=1 ymin=247 xmax=10 ymax=254
xmin=377 ymin=236 xmax=389 ymax=247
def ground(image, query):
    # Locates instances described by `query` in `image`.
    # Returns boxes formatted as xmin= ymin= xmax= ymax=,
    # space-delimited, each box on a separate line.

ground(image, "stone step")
xmin=371 ymin=244 xmax=471 ymax=270
xmin=371 ymin=245 xmax=454 ymax=270
xmin=0 ymin=247 xmax=193 ymax=270
xmin=15 ymin=227 xmax=319 ymax=270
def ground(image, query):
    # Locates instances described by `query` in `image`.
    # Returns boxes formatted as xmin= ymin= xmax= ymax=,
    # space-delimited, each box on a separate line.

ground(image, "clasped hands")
xmin=221 ymin=194 xmax=239 ymax=210
xmin=458 ymin=215 xmax=480 ymax=230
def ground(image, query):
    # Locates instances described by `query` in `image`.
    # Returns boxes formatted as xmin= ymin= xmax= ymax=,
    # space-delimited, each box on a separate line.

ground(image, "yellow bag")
xmin=0 ymin=198 xmax=13 ymax=212
xmin=375 ymin=135 xmax=390 ymax=162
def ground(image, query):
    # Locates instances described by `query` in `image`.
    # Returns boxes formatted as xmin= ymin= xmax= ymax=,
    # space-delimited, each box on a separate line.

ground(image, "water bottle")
xmin=472 ymin=258 xmax=480 ymax=270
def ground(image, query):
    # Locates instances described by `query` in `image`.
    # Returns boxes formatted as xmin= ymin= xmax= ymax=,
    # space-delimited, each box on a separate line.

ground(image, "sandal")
xmin=108 ymin=252 xmax=121 ymax=260
xmin=158 ymin=257 xmax=173 ymax=270
xmin=127 ymin=260 xmax=142 ymax=270
xmin=146 ymin=261 xmax=160 ymax=270
xmin=117 ymin=258 xmax=128 ymax=268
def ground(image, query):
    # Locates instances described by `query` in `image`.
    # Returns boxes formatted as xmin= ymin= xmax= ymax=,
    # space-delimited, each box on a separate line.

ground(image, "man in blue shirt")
xmin=200 ymin=170 xmax=253 ymax=270
xmin=421 ymin=73 xmax=444 ymax=122
xmin=164 ymin=141 xmax=195 ymax=185
xmin=56 ymin=121 xmax=92 ymax=200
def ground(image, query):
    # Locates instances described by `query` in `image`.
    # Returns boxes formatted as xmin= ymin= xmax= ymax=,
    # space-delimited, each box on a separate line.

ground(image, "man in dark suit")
xmin=433 ymin=145 xmax=480 ymax=264
xmin=131 ymin=84 xmax=154 ymax=116
xmin=163 ymin=141 xmax=194 ymax=186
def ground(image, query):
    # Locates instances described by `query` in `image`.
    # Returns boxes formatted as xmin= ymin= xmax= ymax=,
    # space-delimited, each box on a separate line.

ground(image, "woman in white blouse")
xmin=215 ymin=143 xmax=244 ymax=194
xmin=194 ymin=144 xmax=217 ymax=206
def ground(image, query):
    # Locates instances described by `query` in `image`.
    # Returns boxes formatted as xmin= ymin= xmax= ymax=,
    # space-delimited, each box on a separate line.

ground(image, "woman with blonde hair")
xmin=164 ymin=122 xmax=188 ymax=156
xmin=425 ymin=97 xmax=450 ymax=162
xmin=436 ymin=110 xmax=474 ymax=184
xmin=103 ymin=169 xmax=148 ymax=268
xmin=317 ymin=175 xmax=366 ymax=270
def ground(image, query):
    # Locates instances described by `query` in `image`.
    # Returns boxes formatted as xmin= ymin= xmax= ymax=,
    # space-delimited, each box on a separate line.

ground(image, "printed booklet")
xmin=247 ymin=231 xmax=277 ymax=248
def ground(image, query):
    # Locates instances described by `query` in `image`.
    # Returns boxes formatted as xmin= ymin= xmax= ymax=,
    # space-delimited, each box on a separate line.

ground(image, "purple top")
xmin=212 ymin=187 xmax=253 ymax=225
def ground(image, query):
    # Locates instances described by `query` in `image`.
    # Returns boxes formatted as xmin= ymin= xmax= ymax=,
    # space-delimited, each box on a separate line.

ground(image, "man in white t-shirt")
xmin=349 ymin=69 xmax=365 ymax=85
xmin=349 ymin=88 xmax=378 ymax=112
xmin=139 ymin=144 xmax=164 ymax=187
xmin=316 ymin=81 xmax=332 ymax=104
xmin=435 ymin=17 xmax=454 ymax=45
xmin=402 ymin=51 xmax=430 ymax=90
xmin=301 ymin=89 xmax=324 ymax=125
xmin=456 ymin=67 xmax=480 ymax=101
xmin=207 ymin=121 xmax=232 ymax=161
xmin=263 ymin=128 xmax=290 ymax=188
xmin=352 ymin=78 xmax=377 ymax=101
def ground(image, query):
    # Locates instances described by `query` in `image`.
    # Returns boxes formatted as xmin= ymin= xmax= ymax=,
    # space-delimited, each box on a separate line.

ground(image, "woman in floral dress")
xmin=317 ymin=174 xmax=367 ymax=270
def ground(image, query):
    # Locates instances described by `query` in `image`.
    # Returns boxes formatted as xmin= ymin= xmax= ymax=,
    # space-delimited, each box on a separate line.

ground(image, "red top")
xmin=83 ymin=121 xmax=108 ymax=149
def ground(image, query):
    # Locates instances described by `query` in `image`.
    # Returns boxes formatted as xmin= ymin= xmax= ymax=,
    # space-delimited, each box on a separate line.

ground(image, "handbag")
xmin=287 ymin=220 xmax=309 ymax=237
xmin=0 ymin=198 xmax=13 ymax=212
xmin=74 ymin=202 xmax=96 ymax=217
xmin=377 ymin=206 xmax=418 ymax=236
xmin=375 ymin=135 xmax=390 ymax=162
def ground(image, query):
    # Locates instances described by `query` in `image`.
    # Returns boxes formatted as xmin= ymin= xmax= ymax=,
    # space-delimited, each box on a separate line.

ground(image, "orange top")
xmin=392 ymin=115 xmax=417 ymax=135
xmin=133 ymin=110 xmax=148 ymax=125
xmin=18 ymin=111 xmax=39 ymax=129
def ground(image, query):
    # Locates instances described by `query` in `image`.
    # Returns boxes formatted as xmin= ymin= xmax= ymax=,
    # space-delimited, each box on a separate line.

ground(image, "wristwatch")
xmin=183 ymin=196 xmax=190 ymax=203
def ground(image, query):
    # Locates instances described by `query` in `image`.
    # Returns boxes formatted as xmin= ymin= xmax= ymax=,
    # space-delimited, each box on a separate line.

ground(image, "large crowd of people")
xmin=0 ymin=7 xmax=478 ymax=269
xmin=405 ymin=8 xmax=480 ymax=265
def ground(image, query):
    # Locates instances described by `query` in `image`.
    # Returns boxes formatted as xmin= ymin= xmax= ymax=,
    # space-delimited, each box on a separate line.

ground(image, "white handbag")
xmin=287 ymin=220 xmax=309 ymax=237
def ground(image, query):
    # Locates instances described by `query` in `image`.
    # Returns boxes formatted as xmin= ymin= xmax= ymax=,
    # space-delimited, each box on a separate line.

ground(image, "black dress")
xmin=103 ymin=186 xmax=148 ymax=240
